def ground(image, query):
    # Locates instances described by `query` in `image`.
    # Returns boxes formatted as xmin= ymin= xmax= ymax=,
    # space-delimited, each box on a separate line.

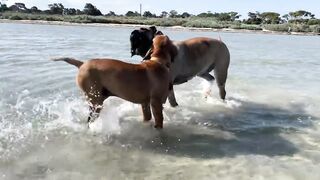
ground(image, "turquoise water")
xmin=0 ymin=23 xmax=320 ymax=179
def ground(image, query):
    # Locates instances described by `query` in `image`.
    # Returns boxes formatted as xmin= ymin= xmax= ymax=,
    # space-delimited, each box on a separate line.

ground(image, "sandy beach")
xmin=1 ymin=19 xmax=318 ymax=36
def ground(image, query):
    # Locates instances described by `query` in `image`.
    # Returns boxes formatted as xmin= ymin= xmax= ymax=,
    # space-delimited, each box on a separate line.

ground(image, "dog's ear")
xmin=169 ymin=42 xmax=177 ymax=63
xmin=130 ymin=29 xmax=139 ymax=35
xmin=155 ymin=31 xmax=163 ymax=35
xmin=140 ymin=27 xmax=148 ymax=31
xmin=149 ymin=26 xmax=157 ymax=34
xmin=130 ymin=30 xmax=139 ymax=40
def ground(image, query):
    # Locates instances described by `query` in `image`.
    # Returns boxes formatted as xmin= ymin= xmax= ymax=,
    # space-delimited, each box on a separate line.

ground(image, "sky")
xmin=4 ymin=0 xmax=320 ymax=18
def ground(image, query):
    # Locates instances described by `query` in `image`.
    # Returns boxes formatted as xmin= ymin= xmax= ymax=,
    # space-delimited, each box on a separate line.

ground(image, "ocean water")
xmin=0 ymin=22 xmax=320 ymax=180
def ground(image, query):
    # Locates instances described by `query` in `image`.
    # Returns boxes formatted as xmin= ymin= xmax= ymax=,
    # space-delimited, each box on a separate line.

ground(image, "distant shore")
xmin=1 ymin=19 xmax=319 ymax=36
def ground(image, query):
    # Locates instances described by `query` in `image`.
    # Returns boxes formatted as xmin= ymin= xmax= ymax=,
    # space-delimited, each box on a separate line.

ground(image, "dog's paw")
xmin=169 ymin=101 xmax=179 ymax=107
xmin=154 ymin=125 xmax=163 ymax=129
xmin=143 ymin=120 xmax=153 ymax=127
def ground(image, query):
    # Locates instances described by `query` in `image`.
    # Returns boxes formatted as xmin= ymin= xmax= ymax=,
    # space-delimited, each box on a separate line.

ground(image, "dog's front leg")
xmin=141 ymin=103 xmax=151 ymax=122
xmin=168 ymin=89 xmax=179 ymax=107
xmin=151 ymin=99 xmax=164 ymax=129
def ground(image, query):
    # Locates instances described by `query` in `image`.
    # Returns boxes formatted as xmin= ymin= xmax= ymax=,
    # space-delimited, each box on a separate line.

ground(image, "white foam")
xmin=89 ymin=105 xmax=121 ymax=135
xmin=42 ymin=97 xmax=87 ymax=131
xmin=14 ymin=89 xmax=30 ymax=109
xmin=200 ymin=79 xmax=214 ymax=96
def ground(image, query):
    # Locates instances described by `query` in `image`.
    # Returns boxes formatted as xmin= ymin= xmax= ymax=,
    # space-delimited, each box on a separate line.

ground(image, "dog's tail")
xmin=52 ymin=57 xmax=83 ymax=68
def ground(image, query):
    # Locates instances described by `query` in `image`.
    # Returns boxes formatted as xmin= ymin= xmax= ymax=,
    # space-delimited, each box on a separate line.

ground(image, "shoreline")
xmin=1 ymin=19 xmax=319 ymax=36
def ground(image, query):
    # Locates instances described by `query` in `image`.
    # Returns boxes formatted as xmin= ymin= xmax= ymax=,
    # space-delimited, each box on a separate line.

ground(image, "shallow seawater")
xmin=0 ymin=23 xmax=320 ymax=180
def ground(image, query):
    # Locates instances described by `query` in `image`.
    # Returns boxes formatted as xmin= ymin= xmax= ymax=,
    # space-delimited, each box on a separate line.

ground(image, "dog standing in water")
xmin=53 ymin=35 xmax=177 ymax=129
xmin=130 ymin=26 xmax=230 ymax=107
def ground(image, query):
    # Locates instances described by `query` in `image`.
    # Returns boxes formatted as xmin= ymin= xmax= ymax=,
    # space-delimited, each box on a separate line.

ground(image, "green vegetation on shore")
xmin=1 ymin=2 xmax=320 ymax=34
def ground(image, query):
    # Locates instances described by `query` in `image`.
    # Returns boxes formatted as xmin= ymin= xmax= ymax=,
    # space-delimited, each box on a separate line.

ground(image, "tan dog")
xmin=131 ymin=27 xmax=230 ymax=107
xmin=54 ymin=35 xmax=177 ymax=129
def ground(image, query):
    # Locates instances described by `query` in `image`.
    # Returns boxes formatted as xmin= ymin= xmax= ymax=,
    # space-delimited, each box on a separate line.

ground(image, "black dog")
xmin=130 ymin=26 xmax=163 ymax=58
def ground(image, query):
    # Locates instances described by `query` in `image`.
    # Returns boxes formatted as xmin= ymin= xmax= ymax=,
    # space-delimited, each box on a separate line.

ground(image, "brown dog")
xmin=53 ymin=35 xmax=177 ymax=129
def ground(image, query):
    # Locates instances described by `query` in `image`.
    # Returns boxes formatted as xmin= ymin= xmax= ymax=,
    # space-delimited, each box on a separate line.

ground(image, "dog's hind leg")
xmin=168 ymin=89 xmax=178 ymax=107
xmin=87 ymin=98 xmax=104 ymax=125
xmin=86 ymin=88 xmax=109 ymax=125
xmin=214 ymin=43 xmax=230 ymax=101
xmin=214 ymin=65 xmax=228 ymax=101
xmin=198 ymin=72 xmax=215 ymax=82
xmin=198 ymin=62 xmax=215 ymax=82
xmin=87 ymin=105 xmax=102 ymax=124
xmin=141 ymin=103 xmax=151 ymax=122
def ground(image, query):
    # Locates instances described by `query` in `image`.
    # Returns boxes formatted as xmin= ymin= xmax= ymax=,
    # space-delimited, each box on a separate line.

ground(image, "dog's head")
xmin=130 ymin=26 xmax=163 ymax=57
xmin=146 ymin=35 xmax=177 ymax=67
